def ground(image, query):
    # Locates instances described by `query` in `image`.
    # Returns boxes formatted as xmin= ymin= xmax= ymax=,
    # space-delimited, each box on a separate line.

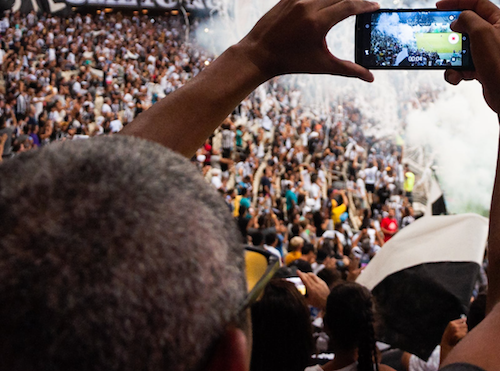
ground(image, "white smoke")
xmin=194 ymin=0 xmax=500 ymax=215
xmin=376 ymin=13 xmax=418 ymax=46
xmin=405 ymin=82 xmax=499 ymax=214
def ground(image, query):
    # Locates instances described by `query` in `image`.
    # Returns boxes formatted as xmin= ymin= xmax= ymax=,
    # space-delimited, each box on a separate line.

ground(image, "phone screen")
xmin=355 ymin=9 xmax=473 ymax=69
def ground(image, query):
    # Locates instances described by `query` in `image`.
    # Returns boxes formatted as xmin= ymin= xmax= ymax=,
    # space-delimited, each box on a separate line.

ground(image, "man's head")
xmin=360 ymin=237 xmax=372 ymax=253
xmin=252 ymin=231 xmax=264 ymax=246
xmin=301 ymin=243 xmax=316 ymax=264
xmin=310 ymin=173 xmax=318 ymax=184
xmin=0 ymin=135 xmax=247 ymax=371
xmin=289 ymin=236 xmax=304 ymax=252
xmin=265 ymin=232 xmax=278 ymax=247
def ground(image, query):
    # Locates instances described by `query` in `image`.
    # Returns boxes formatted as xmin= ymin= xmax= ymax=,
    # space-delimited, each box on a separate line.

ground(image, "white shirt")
xmin=353 ymin=228 xmax=378 ymax=245
xmin=101 ymin=104 xmax=112 ymax=115
xmin=109 ymin=119 xmax=123 ymax=133
xmin=263 ymin=245 xmax=282 ymax=266
xmin=322 ymin=230 xmax=347 ymax=247
xmin=309 ymin=183 xmax=322 ymax=212
xmin=301 ymin=170 xmax=311 ymax=192
xmin=68 ymin=52 xmax=76 ymax=65
xmin=211 ymin=175 xmax=222 ymax=189
xmin=409 ymin=345 xmax=440 ymax=371
xmin=356 ymin=178 xmax=366 ymax=197
xmin=48 ymin=48 xmax=56 ymax=62
xmin=0 ymin=18 xmax=9 ymax=33
xmin=365 ymin=166 xmax=378 ymax=185
xmin=72 ymin=81 xmax=82 ymax=94
xmin=261 ymin=115 xmax=272 ymax=131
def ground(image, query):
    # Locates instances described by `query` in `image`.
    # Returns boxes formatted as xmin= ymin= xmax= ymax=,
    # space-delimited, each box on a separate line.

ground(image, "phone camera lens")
xmin=365 ymin=24 xmax=370 ymax=29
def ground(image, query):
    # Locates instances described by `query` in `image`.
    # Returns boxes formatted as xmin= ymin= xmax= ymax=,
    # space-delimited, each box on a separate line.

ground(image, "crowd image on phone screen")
xmin=369 ymin=11 xmax=464 ymax=67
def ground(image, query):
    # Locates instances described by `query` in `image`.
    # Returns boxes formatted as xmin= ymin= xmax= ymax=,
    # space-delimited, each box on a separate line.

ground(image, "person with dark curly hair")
xmin=316 ymin=282 xmax=394 ymax=371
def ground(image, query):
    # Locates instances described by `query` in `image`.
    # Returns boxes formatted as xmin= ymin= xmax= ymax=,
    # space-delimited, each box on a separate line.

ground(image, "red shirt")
xmin=381 ymin=216 xmax=398 ymax=242
xmin=203 ymin=143 xmax=212 ymax=164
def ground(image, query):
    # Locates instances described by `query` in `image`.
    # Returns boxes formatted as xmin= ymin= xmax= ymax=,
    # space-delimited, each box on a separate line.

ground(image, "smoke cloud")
xmin=376 ymin=13 xmax=419 ymax=45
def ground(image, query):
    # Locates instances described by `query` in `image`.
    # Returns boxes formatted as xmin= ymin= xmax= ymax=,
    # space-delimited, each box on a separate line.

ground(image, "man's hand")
xmin=297 ymin=270 xmax=330 ymax=310
xmin=237 ymin=0 xmax=379 ymax=81
xmin=437 ymin=0 xmax=500 ymax=114
xmin=440 ymin=317 xmax=468 ymax=364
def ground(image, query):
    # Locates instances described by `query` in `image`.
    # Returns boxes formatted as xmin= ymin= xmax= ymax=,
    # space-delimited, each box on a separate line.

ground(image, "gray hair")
xmin=0 ymin=135 xmax=246 ymax=371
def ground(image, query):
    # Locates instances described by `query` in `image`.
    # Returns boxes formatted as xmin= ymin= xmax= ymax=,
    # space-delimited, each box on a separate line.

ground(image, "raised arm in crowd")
xmin=435 ymin=0 xmax=500 ymax=369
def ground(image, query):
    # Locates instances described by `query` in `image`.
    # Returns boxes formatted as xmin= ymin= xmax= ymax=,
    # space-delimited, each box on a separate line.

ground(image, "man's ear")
xmin=206 ymin=328 xmax=250 ymax=371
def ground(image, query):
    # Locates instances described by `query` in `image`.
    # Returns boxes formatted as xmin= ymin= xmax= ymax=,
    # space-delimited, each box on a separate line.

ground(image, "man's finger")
xmin=320 ymin=0 xmax=380 ymax=29
xmin=451 ymin=9 xmax=494 ymax=37
xmin=329 ymin=58 xmax=375 ymax=82
xmin=445 ymin=69 xmax=464 ymax=85
xmin=297 ymin=270 xmax=314 ymax=285
xmin=437 ymin=0 xmax=500 ymax=25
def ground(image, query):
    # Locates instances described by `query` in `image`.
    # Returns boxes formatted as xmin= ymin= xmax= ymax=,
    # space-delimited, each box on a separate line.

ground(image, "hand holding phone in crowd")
xmin=437 ymin=0 xmax=500 ymax=115
xmin=237 ymin=0 xmax=380 ymax=80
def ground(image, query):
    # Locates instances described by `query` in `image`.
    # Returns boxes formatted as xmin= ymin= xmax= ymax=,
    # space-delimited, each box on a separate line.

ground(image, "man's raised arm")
xmin=435 ymin=0 xmax=500 ymax=369
xmin=121 ymin=0 xmax=379 ymax=158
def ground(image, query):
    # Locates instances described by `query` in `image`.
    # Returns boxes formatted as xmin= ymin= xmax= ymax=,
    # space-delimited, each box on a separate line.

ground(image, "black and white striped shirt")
xmin=221 ymin=129 xmax=235 ymax=149
xmin=16 ymin=94 xmax=28 ymax=115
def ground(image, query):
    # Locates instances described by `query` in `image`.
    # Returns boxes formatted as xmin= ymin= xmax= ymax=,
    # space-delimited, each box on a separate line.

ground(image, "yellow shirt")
xmin=285 ymin=251 xmax=302 ymax=266
xmin=404 ymin=171 xmax=415 ymax=193
xmin=332 ymin=203 xmax=347 ymax=224
xmin=233 ymin=195 xmax=243 ymax=217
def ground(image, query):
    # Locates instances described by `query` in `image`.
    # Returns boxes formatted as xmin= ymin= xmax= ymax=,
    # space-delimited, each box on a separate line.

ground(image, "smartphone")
xmin=355 ymin=9 xmax=473 ymax=69
xmin=285 ymin=277 xmax=307 ymax=296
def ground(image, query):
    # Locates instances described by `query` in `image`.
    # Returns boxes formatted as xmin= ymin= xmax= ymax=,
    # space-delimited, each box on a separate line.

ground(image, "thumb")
xmin=452 ymin=9 xmax=493 ymax=34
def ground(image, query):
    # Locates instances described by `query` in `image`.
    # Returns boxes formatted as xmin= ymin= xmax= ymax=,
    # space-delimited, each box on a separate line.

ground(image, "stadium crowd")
xmin=0 ymin=8 xmax=419 ymax=255
xmin=0 ymin=4 xmax=490 ymax=371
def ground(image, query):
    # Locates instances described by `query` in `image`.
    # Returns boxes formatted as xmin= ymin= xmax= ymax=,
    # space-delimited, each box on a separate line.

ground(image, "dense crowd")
xmin=0 ymin=7 xmax=487 ymax=371
xmin=0 ymin=8 xmax=418 ymax=252
xmin=0 ymin=9 xmax=210 ymax=149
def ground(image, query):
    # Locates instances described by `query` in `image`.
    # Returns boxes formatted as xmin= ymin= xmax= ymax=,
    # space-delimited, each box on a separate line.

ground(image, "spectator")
xmin=404 ymin=164 xmax=415 ymax=204
xmin=381 ymin=208 xmax=399 ymax=242
xmin=251 ymin=279 xmax=314 ymax=371
xmin=286 ymin=236 xmax=304 ymax=266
